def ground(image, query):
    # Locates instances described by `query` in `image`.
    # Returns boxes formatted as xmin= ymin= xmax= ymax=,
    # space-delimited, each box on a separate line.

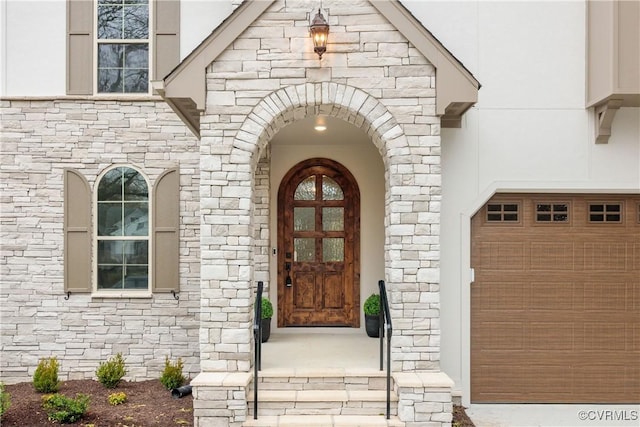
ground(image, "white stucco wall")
xmin=415 ymin=1 xmax=640 ymax=403
xmin=1 ymin=0 xmax=66 ymax=96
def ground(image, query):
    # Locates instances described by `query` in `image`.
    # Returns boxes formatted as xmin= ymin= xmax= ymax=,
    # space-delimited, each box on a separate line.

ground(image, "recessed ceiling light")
xmin=314 ymin=116 xmax=327 ymax=132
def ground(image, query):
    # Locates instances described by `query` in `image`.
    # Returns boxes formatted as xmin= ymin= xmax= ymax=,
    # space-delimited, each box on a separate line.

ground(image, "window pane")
xmin=124 ymin=203 xmax=148 ymax=235
xmin=322 ymin=176 xmax=343 ymax=200
xmin=98 ymin=69 xmax=123 ymax=93
xmin=123 ymin=4 xmax=148 ymax=39
xmin=124 ymin=68 xmax=148 ymax=93
xmin=124 ymin=266 xmax=148 ymax=289
xmin=294 ymin=176 xmax=316 ymax=200
xmin=294 ymin=207 xmax=315 ymax=231
xmin=98 ymin=265 xmax=123 ymax=289
xmin=123 ymin=168 xmax=148 ymax=200
xmin=125 ymin=44 xmax=148 ymax=68
xmin=124 ymin=241 xmax=148 ymax=264
xmin=98 ymin=240 xmax=124 ymax=263
xmin=98 ymin=203 xmax=123 ymax=236
xmin=98 ymin=5 xmax=123 ymax=39
xmin=98 ymin=167 xmax=123 ymax=200
xmin=322 ymin=207 xmax=343 ymax=231
xmin=323 ymin=238 xmax=344 ymax=262
xmin=294 ymin=238 xmax=315 ymax=262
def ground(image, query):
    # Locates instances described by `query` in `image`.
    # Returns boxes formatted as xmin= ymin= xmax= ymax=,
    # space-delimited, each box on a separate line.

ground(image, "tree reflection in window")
xmin=97 ymin=0 xmax=149 ymax=93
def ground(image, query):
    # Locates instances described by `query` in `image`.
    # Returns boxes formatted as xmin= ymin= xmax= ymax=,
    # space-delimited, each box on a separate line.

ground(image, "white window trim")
xmin=93 ymin=164 xmax=153 ymax=298
xmin=93 ymin=0 xmax=154 ymax=96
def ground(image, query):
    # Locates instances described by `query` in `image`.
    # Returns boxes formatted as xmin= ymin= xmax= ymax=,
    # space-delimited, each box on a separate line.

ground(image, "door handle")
xmin=285 ymin=262 xmax=292 ymax=287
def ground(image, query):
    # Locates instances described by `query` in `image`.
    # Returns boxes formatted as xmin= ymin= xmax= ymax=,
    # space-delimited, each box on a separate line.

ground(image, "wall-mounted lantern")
xmin=309 ymin=8 xmax=329 ymax=59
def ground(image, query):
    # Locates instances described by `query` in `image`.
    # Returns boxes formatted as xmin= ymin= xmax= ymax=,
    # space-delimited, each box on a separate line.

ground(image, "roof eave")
xmin=371 ymin=0 xmax=480 ymax=127
xmin=156 ymin=0 xmax=276 ymax=139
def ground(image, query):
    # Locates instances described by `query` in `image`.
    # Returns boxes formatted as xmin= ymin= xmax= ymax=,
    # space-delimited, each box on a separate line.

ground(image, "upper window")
xmin=96 ymin=167 xmax=150 ymax=290
xmin=97 ymin=0 xmax=149 ymax=93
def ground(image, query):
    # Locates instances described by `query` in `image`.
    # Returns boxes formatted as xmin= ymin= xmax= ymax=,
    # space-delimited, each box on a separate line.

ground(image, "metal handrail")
xmin=253 ymin=281 xmax=263 ymax=419
xmin=378 ymin=280 xmax=393 ymax=420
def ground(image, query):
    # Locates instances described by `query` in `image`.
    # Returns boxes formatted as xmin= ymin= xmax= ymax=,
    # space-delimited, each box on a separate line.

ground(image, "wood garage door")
xmin=471 ymin=194 xmax=640 ymax=403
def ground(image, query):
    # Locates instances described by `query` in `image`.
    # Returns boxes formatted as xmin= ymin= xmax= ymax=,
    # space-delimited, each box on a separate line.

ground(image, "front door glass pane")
xmin=294 ymin=207 xmax=315 ymax=231
xmin=294 ymin=238 xmax=315 ymax=262
xmin=322 ymin=207 xmax=343 ymax=231
xmin=322 ymin=176 xmax=343 ymax=200
xmin=294 ymin=176 xmax=316 ymax=200
xmin=323 ymin=238 xmax=344 ymax=262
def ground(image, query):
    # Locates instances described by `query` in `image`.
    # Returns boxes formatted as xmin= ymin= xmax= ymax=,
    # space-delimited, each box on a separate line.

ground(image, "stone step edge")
xmin=242 ymin=414 xmax=405 ymax=427
xmin=257 ymin=367 xmax=389 ymax=378
xmin=247 ymin=389 xmax=399 ymax=403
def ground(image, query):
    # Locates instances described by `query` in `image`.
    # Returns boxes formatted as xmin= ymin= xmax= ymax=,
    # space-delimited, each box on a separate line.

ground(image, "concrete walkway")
xmin=466 ymin=404 xmax=640 ymax=427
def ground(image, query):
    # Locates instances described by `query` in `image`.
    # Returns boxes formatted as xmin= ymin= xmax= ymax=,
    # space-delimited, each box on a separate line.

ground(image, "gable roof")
xmin=153 ymin=0 xmax=479 ymax=138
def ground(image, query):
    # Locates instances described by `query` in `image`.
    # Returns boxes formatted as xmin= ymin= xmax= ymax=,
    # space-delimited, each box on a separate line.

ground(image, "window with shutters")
xmin=97 ymin=0 xmax=150 ymax=93
xmin=96 ymin=166 xmax=150 ymax=290
xmin=64 ymin=167 xmax=180 ymax=296
xmin=67 ymin=0 xmax=179 ymax=95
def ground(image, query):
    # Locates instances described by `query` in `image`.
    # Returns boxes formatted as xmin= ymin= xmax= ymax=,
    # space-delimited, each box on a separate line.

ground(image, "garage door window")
xmin=588 ymin=202 xmax=622 ymax=223
xmin=486 ymin=203 xmax=520 ymax=223
xmin=535 ymin=202 xmax=569 ymax=223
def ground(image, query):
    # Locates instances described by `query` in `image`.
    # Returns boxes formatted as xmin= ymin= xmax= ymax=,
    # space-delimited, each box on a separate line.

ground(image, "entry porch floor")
xmin=260 ymin=331 xmax=380 ymax=371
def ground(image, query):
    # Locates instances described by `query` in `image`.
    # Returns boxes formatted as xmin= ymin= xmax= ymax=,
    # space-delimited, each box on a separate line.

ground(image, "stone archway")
xmin=198 ymin=82 xmax=442 ymax=375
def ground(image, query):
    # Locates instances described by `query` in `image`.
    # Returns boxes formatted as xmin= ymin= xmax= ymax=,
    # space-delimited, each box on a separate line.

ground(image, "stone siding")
xmin=199 ymin=0 xmax=441 ymax=372
xmin=0 ymin=98 xmax=201 ymax=383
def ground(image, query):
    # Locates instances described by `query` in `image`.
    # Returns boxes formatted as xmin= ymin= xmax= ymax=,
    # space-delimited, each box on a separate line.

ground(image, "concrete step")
xmin=248 ymin=389 xmax=398 ymax=416
xmin=243 ymin=414 xmax=405 ymax=427
xmin=256 ymin=367 xmax=394 ymax=391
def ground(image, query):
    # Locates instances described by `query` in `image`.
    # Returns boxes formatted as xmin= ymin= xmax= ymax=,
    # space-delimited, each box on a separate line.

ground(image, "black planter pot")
xmin=261 ymin=318 xmax=271 ymax=343
xmin=365 ymin=314 xmax=380 ymax=338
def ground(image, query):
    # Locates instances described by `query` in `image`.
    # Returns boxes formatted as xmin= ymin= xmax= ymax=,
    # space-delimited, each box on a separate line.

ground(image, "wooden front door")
xmin=278 ymin=158 xmax=360 ymax=327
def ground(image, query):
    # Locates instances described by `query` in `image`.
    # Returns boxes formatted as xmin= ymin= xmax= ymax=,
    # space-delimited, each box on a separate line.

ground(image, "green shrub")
xmin=0 ymin=382 xmax=10 ymax=416
xmin=159 ymin=356 xmax=186 ymax=390
xmin=107 ymin=391 xmax=127 ymax=406
xmin=261 ymin=297 xmax=273 ymax=319
xmin=33 ymin=357 xmax=60 ymax=393
xmin=42 ymin=393 xmax=90 ymax=424
xmin=96 ymin=353 xmax=127 ymax=389
xmin=363 ymin=294 xmax=381 ymax=316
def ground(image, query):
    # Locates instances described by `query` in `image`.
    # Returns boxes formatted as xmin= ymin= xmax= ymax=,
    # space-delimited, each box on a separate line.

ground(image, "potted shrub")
xmin=261 ymin=297 xmax=273 ymax=343
xmin=363 ymin=293 xmax=381 ymax=338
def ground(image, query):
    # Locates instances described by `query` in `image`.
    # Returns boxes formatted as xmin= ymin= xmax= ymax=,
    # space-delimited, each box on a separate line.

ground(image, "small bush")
xmin=42 ymin=393 xmax=90 ymax=424
xmin=0 ymin=382 xmax=10 ymax=416
xmin=160 ymin=356 xmax=186 ymax=390
xmin=33 ymin=357 xmax=60 ymax=393
xmin=96 ymin=353 xmax=127 ymax=389
xmin=107 ymin=391 xmax=127 ymax=406
xmin=363 ymin=293 xmax=380 ymax=316
xmin=261 ymin=297 xmax=273 ymax=319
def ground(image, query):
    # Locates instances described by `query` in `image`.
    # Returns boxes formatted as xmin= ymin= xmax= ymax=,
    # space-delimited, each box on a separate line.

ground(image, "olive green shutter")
xmin=64 ymin=169 xmax=92 ymax=293
xmin=154 ymin=0 xmax=180 ymax=79
xmin=153 ymin=168 xmax=180 ymax=293
xmin=66 ymin=0 xmax=93 ymax=95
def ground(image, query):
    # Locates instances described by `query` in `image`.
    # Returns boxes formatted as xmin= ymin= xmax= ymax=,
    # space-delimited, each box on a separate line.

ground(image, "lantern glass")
xmin=310 ymin=9 xmax=329 ymax=58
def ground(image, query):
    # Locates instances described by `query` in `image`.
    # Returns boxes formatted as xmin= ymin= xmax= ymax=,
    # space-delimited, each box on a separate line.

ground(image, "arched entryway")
xmin=277 ymin=158 xmax=360 ymax=327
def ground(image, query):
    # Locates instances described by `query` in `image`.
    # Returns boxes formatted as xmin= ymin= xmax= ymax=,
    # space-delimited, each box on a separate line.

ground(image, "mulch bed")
xmin=2 ymin=379 xmax=193 ymax=426
xmin=2 ymin=379 xmax=474 ymax=426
